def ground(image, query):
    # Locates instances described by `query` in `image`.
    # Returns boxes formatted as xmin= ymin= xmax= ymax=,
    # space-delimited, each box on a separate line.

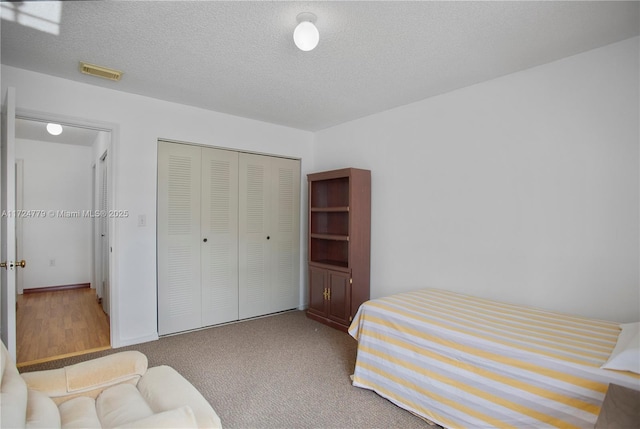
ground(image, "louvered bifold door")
xmin=158 ymin=141 xmax=202 ymax=335
xmin=269 ymin=157 xmax=300 ymax=314
xmin=239 ymin=153 xmax=300 ymax=319
xmin=201 ymin=147 xmax=239 ymax=326
xmin=238 ymin=153 xmax=271 ymax=319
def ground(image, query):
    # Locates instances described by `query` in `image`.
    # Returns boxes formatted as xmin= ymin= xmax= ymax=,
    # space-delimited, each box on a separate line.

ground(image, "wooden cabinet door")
xmin=308 ymin=265 xmax=327 ymax=317
xmin=327 ymin=270 xmax=351 ymax=325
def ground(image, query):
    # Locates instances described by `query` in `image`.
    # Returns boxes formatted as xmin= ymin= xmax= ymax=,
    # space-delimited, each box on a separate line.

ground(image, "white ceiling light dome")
xmin=294 ymin=12 xmax=319 ymax=52
xmin=46 ymin=123 xmax=63 ymax=136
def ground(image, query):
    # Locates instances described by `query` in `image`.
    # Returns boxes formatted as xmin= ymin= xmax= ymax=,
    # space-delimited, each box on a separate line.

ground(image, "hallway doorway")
xmin=14 ymin=117 xmax=113 ymax=364
xmin=16 ymin=288 xmax=110 ymax=366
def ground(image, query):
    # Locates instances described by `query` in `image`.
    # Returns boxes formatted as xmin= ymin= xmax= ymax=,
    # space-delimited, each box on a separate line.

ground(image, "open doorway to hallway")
xmin=16 ymin=288 xmax=110 ymax=365
xmin=14 ymin=118 xmax=112 ymax=365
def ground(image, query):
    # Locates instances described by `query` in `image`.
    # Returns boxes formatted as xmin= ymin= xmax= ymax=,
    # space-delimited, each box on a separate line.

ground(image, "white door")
xmin=201 ymin=147 xmax=239 ymax=326
xmin=238 ymin=154 xmax=300 ymax=319
xmin=1 ymin=87 xmax=17 ymax=357
xmin=99 ymin=152 xmax=109 ymax=315
xmin=157 ymin=141 xmax=202 ymax=335
xmin=269 ymin=157 xmax=300 ymax=313
xmin=158 ymin=143 xmax=300 ymax=333
xmin=238 ymin=153 xmax=271 ymax=319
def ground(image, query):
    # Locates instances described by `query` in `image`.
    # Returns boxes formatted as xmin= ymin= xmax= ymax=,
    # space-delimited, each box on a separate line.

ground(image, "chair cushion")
xmin=26 ymin=389 xmax=61 ymax=428
xmin=59 ymin=396 xmax=101 ymax=429
xmin=137 ymin=365 xmax=222 ymax=428
xmin=114 ymin=406 xmax=198 ymax=428
xmin=96 ymin=383 xmax=154 ymax=428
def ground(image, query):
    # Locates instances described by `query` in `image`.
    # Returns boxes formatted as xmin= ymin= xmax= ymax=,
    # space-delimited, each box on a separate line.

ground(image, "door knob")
xmin=0 ymin=260 xmax=25 ymax=269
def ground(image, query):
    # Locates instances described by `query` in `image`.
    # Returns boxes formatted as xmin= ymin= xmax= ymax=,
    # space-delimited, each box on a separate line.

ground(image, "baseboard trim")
xmin=23 ymin=283 xmax=91 ymax=294
xmin=113 ymin=333 xmax=159 ymax=349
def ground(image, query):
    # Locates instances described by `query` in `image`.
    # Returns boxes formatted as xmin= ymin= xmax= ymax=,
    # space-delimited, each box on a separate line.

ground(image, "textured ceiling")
xmin=1 ymin=1 xmax=639 ymax=131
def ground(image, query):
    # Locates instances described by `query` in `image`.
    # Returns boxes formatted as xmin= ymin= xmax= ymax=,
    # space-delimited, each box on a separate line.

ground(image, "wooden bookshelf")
xmin=306 ymin=168 xmax=371 ymax=331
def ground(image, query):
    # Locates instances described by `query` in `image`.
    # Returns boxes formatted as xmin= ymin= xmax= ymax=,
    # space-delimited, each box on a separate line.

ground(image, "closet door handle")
xmin=266 ymin=236 xmax=270 ymax=240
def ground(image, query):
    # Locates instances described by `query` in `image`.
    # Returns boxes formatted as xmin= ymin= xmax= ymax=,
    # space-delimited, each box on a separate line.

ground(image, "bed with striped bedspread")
xmin=348 ymin=288 xmax=639 ymax=428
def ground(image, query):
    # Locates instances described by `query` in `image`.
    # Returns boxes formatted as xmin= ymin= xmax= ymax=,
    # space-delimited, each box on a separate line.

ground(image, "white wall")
xmin=3 ymin=35 xmax=637 ymax=348
xmin=1 ymin=66 xmax=314 ymax=347
xmin=16 ymin=139 xmax=93 ymax=290
xmin=314 ymin=37 xmax=640 ymax=323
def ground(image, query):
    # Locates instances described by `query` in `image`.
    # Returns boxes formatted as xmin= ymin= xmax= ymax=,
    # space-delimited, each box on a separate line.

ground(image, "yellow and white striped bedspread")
xmin=348 ymin=288 xmax=639 ymax=428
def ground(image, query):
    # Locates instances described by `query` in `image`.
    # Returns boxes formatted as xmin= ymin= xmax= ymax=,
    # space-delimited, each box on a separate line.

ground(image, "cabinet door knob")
xmin=266 ymin=236 xmax=270 ymax=240
xmin=203 ymin=238 xmax=208 ymax=243
xmin=323 ymin=288 xmax=331 ymax=300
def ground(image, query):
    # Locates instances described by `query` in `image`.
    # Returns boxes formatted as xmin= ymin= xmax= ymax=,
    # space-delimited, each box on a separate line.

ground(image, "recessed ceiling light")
xmin=46 ymin=123 xmax=63 ymax=136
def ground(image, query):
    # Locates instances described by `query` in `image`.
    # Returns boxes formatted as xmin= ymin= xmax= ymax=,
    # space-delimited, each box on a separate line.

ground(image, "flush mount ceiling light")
xmin=294 ymin=12 xmax=319 ymax=51
xmin=46 ymin=123 xmax=63 ymax=136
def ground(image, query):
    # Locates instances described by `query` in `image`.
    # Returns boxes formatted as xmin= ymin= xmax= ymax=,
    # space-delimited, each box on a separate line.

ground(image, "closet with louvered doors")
xmin=157 ymin=141 xmax=300 ymax=336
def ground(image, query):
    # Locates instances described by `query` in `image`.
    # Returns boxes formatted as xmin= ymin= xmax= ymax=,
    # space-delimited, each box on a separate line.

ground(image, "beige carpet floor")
xmin=20 ymin=310 xmax=434 ymax=428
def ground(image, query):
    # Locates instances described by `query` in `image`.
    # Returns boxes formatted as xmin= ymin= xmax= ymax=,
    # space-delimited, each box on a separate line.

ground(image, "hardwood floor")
xmin=16 ymin=288 xmax=110 ymax=366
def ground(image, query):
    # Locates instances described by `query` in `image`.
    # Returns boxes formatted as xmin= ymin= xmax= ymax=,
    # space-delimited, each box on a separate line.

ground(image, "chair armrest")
xmin=22 ymin=351 xmax=148 ymax=404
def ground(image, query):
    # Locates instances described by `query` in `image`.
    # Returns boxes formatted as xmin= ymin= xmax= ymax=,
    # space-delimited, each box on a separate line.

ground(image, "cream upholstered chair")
xmin=0 ymin=341 xmax=222 ymax=428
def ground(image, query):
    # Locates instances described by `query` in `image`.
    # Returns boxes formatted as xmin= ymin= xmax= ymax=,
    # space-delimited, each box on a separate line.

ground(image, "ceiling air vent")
xmin=79 ymin=62 xmax=122 ymax=81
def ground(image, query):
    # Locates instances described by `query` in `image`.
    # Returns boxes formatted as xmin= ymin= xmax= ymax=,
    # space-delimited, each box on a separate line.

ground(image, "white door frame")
xmin=15 ymin=158 xmax=24 ymax=295
xmin=14 ymin=108 xmax=120 ymax=347
xmin=92 ymin=162 xmax=99 ymax=299
xmin=1 ymin=87 xmax=17 ymax=357
xmin=98 ymin=150 xmax=110 ymax=315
